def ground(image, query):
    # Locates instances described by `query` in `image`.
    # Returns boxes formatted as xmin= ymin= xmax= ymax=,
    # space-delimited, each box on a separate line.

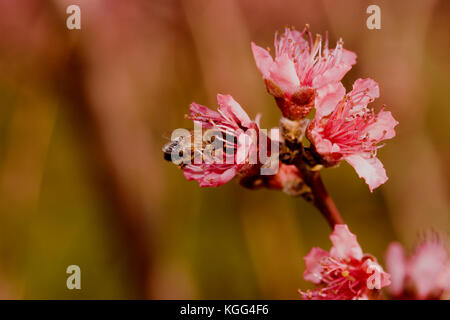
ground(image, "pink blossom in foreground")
xmin=306 ymin=78 xmax=398 ymax=192
xmin=251 ymin=26 xmax=356 ymax=120
xmin=385 ymin=239 xmax=450 ymax=300
xmin=300 ymin=224 xmax=391 ymax=300
xmin=183 ymin=94 xmax=260 ymax=187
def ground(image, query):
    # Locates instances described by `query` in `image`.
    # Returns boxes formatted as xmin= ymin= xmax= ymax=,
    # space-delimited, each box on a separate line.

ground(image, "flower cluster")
xmin=251 ymin=26 xmax=398 ymax=192
xmin=162 ymin=25 xmax=450 ymax=301
xmin=165 ymin=25 xmax=397 ymax=193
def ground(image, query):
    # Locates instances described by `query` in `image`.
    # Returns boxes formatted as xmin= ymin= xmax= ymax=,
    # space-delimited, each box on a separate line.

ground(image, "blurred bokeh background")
xmin=0 ymin=0 xmax=448 ymax=299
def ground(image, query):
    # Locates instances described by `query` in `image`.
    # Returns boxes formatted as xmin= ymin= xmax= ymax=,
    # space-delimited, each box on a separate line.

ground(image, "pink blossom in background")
xmin=183 ymin=94 xmax=261 ymax=187
xmin=385 ymin=239 xmax=450 ymax=300
xmin=300 ymin=224 xmax=391 ymax=300
xmin=265 ymin=163 xmax=305 ymax=196
xmin=307 ymin=78 xmax=398 ymax=192
xmin=266 ymin=164 xmax=301 ymax=189
xmin=251 ymin=26 xmax=356 ymax=120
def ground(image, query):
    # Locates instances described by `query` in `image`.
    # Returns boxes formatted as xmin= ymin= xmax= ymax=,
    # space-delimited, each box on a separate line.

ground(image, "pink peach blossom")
xmin=385 ymin=239 xmax=450 ymax=299
xmin=300 ymin=224 xmax=391 ymax=300
xmin=264 ymin=163 xmax=306 ymax=196
xmin=182 ymin=94 xmax=260 ymax=187
xmin=307 ymin=78 xmax=398 ymax=192
xmin=251 ymin=27 xmax=356 ymax=120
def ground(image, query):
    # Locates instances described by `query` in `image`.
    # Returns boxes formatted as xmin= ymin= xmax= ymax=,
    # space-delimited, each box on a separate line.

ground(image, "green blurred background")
xmin=0 ymin=0 xmax=448 ymax=299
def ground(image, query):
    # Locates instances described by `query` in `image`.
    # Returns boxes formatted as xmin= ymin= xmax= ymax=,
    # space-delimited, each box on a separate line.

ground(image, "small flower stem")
xmin=295 ymin=161 xmax=344 ymax=228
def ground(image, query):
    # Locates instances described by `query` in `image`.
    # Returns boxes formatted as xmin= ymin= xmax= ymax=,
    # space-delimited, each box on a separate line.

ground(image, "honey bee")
xmin=162 ymin=134 xmax=194 ymax=168
xmin=163 ymin=128 xmax=236 ymax=167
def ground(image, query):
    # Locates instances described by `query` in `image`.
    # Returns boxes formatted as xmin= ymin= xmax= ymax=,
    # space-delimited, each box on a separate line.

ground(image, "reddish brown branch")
xmin=295 ymin=161 xmax=344 ymax=229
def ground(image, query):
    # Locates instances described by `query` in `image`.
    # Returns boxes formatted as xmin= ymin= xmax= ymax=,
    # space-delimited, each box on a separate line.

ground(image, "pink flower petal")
xmin=312 ymin=64 xmax=352 ymax=89
xmin=329 ymin=224 xmax=363 ymax=260
xmin=315 ymin=82 xmax=346 ymax=118
xmin=267 ymin=164 xmax=302 ymax=190
xmin=183 ymin=164 xmax=237 ymax=187
xmin=348 ymin=78 xmax=380 ymax=109
xmin=310 ymin=128 xmax=340 ymax=155
xmin=385 ymin=242 xmax=407 ymax=296
xmin=217 ymin=94 xmax=252 ymax=128
xmin=437 ymin=263 xmax=450 ymax=292
xmin=341 ymin=49 xmax=357 ymax=66
xmin=268 ymin=54 xmax=300 ymax=95
xmin=189 ymin=102 xmax=222 ymax=123
xmin=366 ymin=109 xmax=398 ymax=141
xmin=409 ymin=241 xmax=448 ymax=299
xmin=344 ymin=154 xmax=388 ymax=192
xmin=303 ymin=247 xmax=329 ymax=284
xmin=251 ymin=42 xmax=273 ymax=77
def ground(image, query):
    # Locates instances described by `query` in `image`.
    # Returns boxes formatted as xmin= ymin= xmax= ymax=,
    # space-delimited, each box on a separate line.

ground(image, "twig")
xmin=295 ymin=160 xmax=344 ymax=228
